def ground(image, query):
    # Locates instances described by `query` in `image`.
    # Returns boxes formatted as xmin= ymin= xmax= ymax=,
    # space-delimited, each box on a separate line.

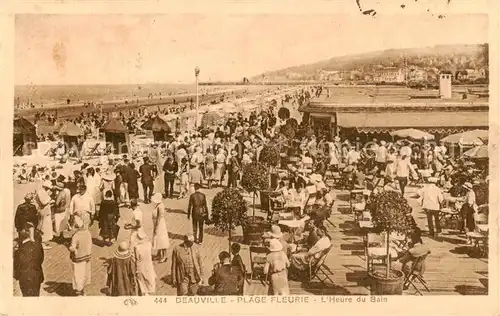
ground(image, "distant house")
xmin=465 ymin=68 xmax=487 ymax=80
xmin=319 ymin=70 xmax=343 ymax=81
xmin=373 ymin=67 xmax=405 ymax=83
xmin=407 ymin=68 xmax=427 ymax=82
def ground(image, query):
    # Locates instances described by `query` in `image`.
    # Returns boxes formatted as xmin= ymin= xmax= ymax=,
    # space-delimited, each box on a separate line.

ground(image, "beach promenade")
xmin=12 ymin=176 xmax=488 ymax=296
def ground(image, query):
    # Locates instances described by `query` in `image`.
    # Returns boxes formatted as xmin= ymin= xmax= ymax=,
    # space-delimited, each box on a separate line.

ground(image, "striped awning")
xmin=337 ymin=111 xmax=488 ymax=134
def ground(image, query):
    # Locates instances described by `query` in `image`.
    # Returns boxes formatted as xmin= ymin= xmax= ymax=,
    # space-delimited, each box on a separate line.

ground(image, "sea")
xmin=14 ymin=83 xmax=243 ymax=107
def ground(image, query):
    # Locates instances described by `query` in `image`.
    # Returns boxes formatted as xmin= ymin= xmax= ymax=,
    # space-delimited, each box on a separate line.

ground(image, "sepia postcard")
xmin=0 ymin=1 xmax=498 ymax=316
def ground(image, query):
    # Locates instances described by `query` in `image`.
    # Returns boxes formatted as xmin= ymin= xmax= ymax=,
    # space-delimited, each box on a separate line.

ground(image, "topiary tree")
xmin=278 ymin=107 xmax=290 ymax=120
xmin=211 ymin=188 xmax=248 ymax=254
xmin=240 ymin=162 xmax=270 ymax=217
xmin=259 ymin=144 xmax=280 ymax=168
xmin=366 ymin=191 xmax=414 ymax=279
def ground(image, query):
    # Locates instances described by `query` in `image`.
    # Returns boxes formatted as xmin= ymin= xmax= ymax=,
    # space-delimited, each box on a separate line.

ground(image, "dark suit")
xmin=14 ymin=202 xmax=38 ymax=234
xmin=207 ymin=264 xmax=242 ymax=295
xmin=163 ymin=160 xmax=178 ymax=198
xmin=14 ymin=240 xmax=44 ymax=296
xmin=139 ymin=163 xmax=155 ymax=202
xmin=187 ymin=191 xmax=208 ymax=243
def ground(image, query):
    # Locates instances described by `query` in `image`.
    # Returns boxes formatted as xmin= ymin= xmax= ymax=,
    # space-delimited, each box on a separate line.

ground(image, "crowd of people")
xmin=13 ymin=84 xmax=489 ymax=297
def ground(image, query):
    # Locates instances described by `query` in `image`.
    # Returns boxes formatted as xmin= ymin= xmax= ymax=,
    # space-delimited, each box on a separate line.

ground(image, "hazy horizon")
xmin=15 ymin=12 xmax=488 ymax=85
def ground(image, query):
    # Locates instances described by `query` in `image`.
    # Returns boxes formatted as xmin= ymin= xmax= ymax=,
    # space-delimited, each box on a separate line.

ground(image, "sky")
xmin=15 ymin=9 xmax=488 ymax=85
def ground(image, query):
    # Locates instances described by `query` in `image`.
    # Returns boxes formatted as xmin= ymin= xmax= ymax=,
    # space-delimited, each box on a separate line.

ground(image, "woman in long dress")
xmin=264 ymin=239 xmax=290 ymax=295
xmin=178 ymin=158 xmax=189 ymax=199
xmin=150 ymin=193 xmax=170 ymax=262
xmin=214 ymin=148 xmax=226 ymax=186
xmin=35 ymin=180 xmax=54 ymax=250
xmin=204 ymin=149 xmax=215 ymax=189
xmin=132 ymin=231 xmax=157 ymax=296
xmin=99 ymin=190 xmax=120 ymax=246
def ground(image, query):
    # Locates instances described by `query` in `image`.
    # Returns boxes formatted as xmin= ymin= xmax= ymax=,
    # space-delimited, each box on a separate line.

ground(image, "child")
xmin=231 ymin=243 xmax=246 ymax=295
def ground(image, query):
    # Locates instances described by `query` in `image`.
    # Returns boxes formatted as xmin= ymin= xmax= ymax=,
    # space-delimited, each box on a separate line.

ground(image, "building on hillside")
xmin=372 ymin=67 xmax=405 ymax=83
xmin=319 ymin=70 xmax=343 ymax=81
xmin=407 ymin=68 xmax=428 ymax=82
xmin=465 ymin=69 xmax=487 ymax=80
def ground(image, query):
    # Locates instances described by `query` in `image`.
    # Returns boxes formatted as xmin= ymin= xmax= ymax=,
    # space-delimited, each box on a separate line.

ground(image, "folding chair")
xmin=365 ymin=232 xmax=398 ymax=273
xmin=248 ymin=242 xmax=268 ymax=283
xmin=466 ymin=213 xmax=488 ymax=257
xmin=403 ymin=253 xmax=431 ymax=295
xmin=307 ymin=246 xmax=334 ymax=285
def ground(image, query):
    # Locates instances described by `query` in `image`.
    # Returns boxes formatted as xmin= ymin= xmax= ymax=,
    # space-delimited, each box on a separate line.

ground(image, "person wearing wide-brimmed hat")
xmin=460 ymin=182 xmax=477 ymax=235
xmin=151 ymin=193 xmax=170 ymax=262
xmin=52 ymin=181 xmax=71 ymax=242
xmin=264 ymin=238 xmax=290 ymax=295
xmin=99 ymin=171 xmax=116 ymax=201
xmin=106 ymin=241 xmax=137 ymax=296
xmin=69 ymin=215 xmax=92 ymax=296
xmin=264 ymin=225 xmax=290 ymax=255
xmin=35 ymin=180 xmax=54 ymax=250
xmin=131 ymin=231 xmax=157 ymax=296
xmin=416 ymin=177 xmax=444 ymax=237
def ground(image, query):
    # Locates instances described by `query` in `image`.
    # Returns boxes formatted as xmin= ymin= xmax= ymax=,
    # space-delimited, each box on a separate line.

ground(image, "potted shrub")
xmin=258 ymin=144 xmax=281 ymax=207
xmin=240 ymin=162 xmax=270 ymax=244
xmin=365 ymin=191 xmax=414 ymax=295
xmin=211 ymin=188 xmax=248 ymax=253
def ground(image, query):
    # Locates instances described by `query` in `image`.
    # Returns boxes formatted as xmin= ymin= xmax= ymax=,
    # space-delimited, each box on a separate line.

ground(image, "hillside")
xmin=254 ymin=44 xmax=488 ymax=81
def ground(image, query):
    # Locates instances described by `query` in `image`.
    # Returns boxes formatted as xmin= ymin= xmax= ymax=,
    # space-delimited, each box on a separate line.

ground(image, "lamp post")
xmin=195 ymin=66 xmax=200 ymax=128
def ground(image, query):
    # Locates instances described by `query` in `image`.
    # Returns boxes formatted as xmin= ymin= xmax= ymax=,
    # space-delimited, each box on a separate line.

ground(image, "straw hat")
xmin=427 ymin=177 xmax=439 ymax=184
xmin=42 ymin=180 xmax=52 ymax=189
xmin=267 ymin=225 xmax=283 ymax=238
xmin=380 ymin=140 xmax=387 ymax=146
xmin=102 ymin=171 xmax=116 ymax=181
xmin=151 ymin=193 xmax=163 ymax=204
xmin=24 ymin=192 xmax=34 ymax=201
xmin=114 ymin=242 xmax=131 ymax=258
xmin=462 ymin=182 xmax=473 ymax=190
xmin=136 ymin=230 xmax=148 ymax=241
xmin=268 ymin=239 xmax=283 ymax=252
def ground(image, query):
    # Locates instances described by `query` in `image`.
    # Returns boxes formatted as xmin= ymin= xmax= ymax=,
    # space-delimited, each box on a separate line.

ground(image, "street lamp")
xmin=194 ymin=66 xmax=200 ymax=128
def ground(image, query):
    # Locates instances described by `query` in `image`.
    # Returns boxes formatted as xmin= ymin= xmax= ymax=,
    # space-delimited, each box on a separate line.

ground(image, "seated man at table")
xmin=398 ymin=228 xmax=430 ymax=281
xmin=289 ymin=227 xmax=331 ymax=279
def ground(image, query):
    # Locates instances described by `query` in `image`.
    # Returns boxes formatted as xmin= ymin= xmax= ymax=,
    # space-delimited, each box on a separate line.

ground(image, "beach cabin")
xmin=140 ymin=116 xmax=171 ymax=142
xmin=101 ymin=118 xmax=130 ymax=154
xmin=13 ymin=116 xmax=37 ymax=156
xmin=59 ymin=121 xmax=84 ymax=152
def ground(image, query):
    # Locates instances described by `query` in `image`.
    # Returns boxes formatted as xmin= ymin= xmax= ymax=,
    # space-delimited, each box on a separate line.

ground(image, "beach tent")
xmin=463 ymin=145 xmax=488 ymax=159
xmin=59 ymin=121 xmax=84 ymax=150
xmin=140 ymin=116 xmax=172 ymax=141
xmin=13 ymin=116 xmax=37 ymax=156
xmin=441 ymin=129 xmax=488 ymax=146
xmin=390 ymin=128 xmax=435 ymax=140
xmin=101 ymin=118 xmax=130 ymax=154
xmin=201 ymin=111 xmax=224 ymax=128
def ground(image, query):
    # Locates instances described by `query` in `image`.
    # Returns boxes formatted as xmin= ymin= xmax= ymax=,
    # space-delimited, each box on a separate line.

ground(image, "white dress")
xmin=152 ymin=203 xmax=170 ymax=251
xmin=130 ymin=208 xmax=145 ymax=248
